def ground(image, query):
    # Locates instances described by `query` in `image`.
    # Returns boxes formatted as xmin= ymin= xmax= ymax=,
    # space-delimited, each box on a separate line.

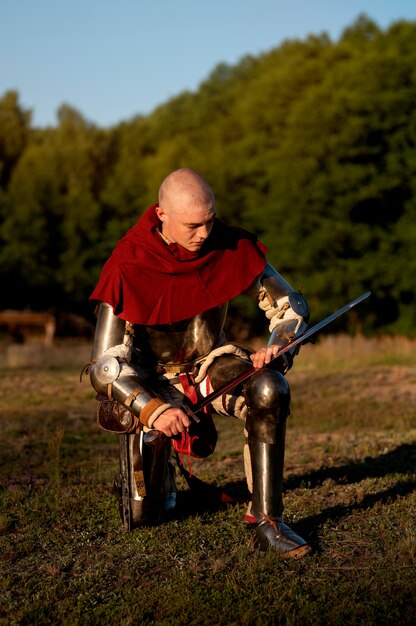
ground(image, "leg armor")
xmin=208 ymin=355 xmax=311 ymax=558
xmin=90 ymin=302 xmax=175 ymax=529
xmin=116 ymin=431 xmax=174 ymax=530
xmin=244 ymin=369 xmax=311 ymax=558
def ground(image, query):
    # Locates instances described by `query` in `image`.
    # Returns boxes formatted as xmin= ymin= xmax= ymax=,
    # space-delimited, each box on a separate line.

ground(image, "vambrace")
xmin=91 ymin=362 xmax=170 ymax=429
xmin=90 ymin=302 xmax=171 ymax=430
xmin=248 ymin=262 xmax=309 ymax=367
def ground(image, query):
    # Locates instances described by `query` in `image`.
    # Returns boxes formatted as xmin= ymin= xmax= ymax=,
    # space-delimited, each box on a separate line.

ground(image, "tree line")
xmin=1 ymin=15 xmax=415 ymax=336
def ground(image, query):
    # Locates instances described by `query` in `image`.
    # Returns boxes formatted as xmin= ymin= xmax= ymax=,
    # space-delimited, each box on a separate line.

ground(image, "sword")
xmin=144 ymin=291 xmax=371 ymax=444
xmin=191 ymin=290 xmax=371 ymax=415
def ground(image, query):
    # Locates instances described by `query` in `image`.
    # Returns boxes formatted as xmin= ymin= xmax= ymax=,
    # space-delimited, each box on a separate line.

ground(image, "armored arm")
xmin=247 ymin=262 xmax=309 ymax=366
xmin=89 ymin=302 xmax=171 ymax=430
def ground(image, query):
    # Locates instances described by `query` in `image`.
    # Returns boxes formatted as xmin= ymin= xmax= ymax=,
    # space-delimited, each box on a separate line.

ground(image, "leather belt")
xmin=166 ymin=375 xmax=181 ymax=385
xmin=157 ymin=362 xmax=196 ymax=375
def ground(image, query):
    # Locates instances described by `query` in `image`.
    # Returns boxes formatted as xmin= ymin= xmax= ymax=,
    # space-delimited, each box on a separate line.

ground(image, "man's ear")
xmin=155 ymin=205 xmax=166 ymax=222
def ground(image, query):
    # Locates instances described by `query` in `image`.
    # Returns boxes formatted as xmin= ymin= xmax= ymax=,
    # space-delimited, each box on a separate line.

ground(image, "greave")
xmin=248 ymin=430 xmax=311 ymax=557
xmin=248 ymin=419 xmax=286 ymax=521
xmin=244 ymin=368 xmax=311 ymax=558
xmin=116 ymin=431 xmax=174 ymax=530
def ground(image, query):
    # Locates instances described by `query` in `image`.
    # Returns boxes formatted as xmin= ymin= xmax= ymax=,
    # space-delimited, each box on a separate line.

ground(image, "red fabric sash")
xmin=170 ymin=374 xmax=218 ymax=464
xmin=90 ymin=204 xmax=267 ymax=325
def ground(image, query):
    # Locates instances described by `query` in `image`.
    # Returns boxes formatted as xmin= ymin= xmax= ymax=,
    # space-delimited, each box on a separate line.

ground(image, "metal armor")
xmin=89 ymin=262 xmax=311 ymax=555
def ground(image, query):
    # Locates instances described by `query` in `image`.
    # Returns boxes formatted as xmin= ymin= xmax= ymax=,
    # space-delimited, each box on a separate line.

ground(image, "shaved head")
xmin=158 ymin=168 xmax=215 ymax=215
xmin=156 ymin=168 xmax=216 ymax=251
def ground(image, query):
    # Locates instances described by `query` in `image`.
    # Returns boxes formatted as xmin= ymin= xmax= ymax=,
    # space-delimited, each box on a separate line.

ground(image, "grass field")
xmin=1 ymin=336 xmax=415 ymax=625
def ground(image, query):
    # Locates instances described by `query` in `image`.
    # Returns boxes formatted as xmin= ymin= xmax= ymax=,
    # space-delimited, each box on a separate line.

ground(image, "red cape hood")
xmin=90 ymin=204 xmax=267 ymax=325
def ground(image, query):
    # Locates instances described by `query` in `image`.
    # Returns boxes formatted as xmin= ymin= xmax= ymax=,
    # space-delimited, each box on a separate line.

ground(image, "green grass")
xmin=1 ymin=338 xmax=415 ymax=625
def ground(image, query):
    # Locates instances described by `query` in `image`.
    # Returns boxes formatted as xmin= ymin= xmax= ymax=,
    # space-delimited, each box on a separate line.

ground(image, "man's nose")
xmin=197 ymin=225 xmax=209 ymax=239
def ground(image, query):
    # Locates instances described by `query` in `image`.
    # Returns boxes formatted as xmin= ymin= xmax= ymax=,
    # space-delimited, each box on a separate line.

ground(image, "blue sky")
xmin=1 ymin=0 xmax=415 ymax=128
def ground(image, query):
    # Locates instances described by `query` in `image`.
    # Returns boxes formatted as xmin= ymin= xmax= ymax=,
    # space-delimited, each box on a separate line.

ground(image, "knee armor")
xmin=244 ymin=369 xmax=290 ymax=445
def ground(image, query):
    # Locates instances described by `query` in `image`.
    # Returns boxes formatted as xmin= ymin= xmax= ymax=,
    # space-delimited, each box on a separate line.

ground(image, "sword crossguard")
xmin=180 ymin=401 xmax=201 ymax=424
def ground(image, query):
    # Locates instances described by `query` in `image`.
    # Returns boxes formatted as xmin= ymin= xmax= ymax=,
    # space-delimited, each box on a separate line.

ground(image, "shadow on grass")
xmin=296 ymin=477 xmax=416 ymax=550
xmin=286 ymin=442 xmax=416 ymax=548
xmin=285 ymin=442 xmax=416 ymax=490
xmin=175 ymin=465 xmax=250 ymax=520
xmin=174 ymin=443 xmax=416 ymax=548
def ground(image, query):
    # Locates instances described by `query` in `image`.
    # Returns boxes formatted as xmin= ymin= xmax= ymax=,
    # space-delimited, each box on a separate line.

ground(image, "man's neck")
xmin=157 ymin=228 xmax=173 ymax=245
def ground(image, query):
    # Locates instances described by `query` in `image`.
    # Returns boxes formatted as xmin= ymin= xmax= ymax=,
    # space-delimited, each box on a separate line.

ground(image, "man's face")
xmin=156 ymin=201 xmax=216 ymax=252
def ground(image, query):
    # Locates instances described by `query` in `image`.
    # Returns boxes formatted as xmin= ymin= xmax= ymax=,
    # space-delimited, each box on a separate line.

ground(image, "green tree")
xmin=2 ymin=15 xmax=416 ymax=334
xmin=1 ymin=104 xmax=117 ymax=311
xmin=0 ymin=90 xmax=32 ymax=189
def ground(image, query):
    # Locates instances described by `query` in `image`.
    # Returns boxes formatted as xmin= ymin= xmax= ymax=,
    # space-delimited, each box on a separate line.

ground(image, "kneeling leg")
xmin=244 ymin=368 xmax=311 ymax=558
xmin=116 ymin=430 xmax=175 ymax=530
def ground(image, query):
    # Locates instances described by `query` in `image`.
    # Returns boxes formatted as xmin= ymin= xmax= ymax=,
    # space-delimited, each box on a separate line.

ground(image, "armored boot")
xmin=116 ymin=430 xmax=175 ymax=529
xmin=244 ymin=368 xmax=311 ymax=558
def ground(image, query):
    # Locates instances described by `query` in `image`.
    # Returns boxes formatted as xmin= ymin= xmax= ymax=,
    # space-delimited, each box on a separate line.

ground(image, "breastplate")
xmin=133 ymin=303 xmax=228 ymax=368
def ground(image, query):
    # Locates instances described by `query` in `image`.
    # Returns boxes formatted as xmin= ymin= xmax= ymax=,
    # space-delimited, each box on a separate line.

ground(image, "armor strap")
xmin=178 ymin=373 xmax=198 ymax=403
xmin=139 ymin=397 xmax=166 ymax=427
xmin=79 ymin=360 xmax=94 ymax=382
xmin=125 ymin=387 xmax=143 ymax=407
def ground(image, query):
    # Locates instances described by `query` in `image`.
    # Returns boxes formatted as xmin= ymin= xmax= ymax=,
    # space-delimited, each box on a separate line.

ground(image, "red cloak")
xmin=90 ymin=204 xmax=267 ymax=325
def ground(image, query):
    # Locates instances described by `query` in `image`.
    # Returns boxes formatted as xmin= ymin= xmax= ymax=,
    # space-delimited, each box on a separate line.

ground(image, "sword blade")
xmin=193 ymin=290 xmax=371 ymax=413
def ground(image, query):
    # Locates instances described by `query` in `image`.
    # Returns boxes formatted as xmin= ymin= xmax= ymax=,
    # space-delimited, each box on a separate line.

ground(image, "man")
xmin=89 ymin=168 xmax=311 ymax=559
